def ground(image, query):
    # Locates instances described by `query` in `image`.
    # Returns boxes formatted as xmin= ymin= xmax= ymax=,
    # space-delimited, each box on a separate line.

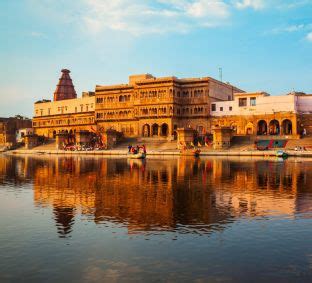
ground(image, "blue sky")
xmin=0 ymin=0 xmax=311 ymax=117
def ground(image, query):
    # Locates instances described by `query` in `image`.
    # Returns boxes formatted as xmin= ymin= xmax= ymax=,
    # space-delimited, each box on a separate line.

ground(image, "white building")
xmin=210 ymin=92 xmax=312 ymax=117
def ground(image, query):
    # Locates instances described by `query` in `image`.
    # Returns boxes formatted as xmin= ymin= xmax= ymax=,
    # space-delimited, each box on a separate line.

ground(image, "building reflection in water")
xmin=0 ymin=155 xmax=311 ymax=238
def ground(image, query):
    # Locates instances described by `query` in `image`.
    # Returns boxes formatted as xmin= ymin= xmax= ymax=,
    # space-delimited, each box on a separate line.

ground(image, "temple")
xmin=53 ymin=69 xmax=77 ymax=101
xmin=32 ymin=69 xmax=312 ymax=140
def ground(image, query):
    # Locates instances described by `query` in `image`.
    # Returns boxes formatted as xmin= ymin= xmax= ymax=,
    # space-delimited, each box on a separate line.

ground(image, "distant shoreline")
xmin=3 ymin=149 xmax=312 ymax=158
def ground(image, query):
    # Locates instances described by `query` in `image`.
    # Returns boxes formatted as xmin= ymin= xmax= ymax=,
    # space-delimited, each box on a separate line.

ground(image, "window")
xmin=229 ymin=106 xmax=232 ymax=111
xmin=220 ymin=107 xmax=223 ymax=111
xmin=239 ymin=98 xmax=247 ymax=107
xmin=211 ymin=104 xmax=216 ymax=111
xmin=250 ymin=97 xmax=256 ymax=106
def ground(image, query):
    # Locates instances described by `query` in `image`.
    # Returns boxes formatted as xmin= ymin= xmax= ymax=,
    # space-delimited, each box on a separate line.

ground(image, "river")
xmin=0 ymin=155 xmax=311 ymax=282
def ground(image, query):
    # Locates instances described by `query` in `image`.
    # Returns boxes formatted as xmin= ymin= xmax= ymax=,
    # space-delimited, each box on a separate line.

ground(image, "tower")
xmin=53 ymin=69 xmax=77 ymax=101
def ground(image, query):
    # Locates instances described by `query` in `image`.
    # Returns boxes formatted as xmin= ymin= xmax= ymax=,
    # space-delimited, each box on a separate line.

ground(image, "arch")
xmin=245 ymin=122 xmax=254 ymax=135
xmin=257 ymin=120 xmax=267 ymax=135
xmin=152 ymin=124 xmax=159 ymax=136
xmin=269 ymin=119 xmax=280 ymax=135
xmin=161 ymin=123 xmax=169 ymax=136
xmin=282 ymin=119 xmax=292 ymax=135
xmin=142 ymin=124 xmax=150 ymax=137
xmin=230 ymin=122 xmax=238 ymax=134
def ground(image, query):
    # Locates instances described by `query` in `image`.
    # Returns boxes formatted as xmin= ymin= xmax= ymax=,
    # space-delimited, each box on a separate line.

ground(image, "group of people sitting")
xmin=128 ymin=144 xmax=147 ymax=154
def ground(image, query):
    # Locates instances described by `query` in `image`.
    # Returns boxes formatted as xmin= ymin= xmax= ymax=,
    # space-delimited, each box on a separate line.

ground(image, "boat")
xmin=127 ymin=152 xmax=146 ymax=159
xmin=276 ymin=150 xmax=288 ymax=158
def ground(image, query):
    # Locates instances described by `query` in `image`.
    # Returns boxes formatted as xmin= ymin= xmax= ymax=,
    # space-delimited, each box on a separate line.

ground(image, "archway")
xmin=257 ymin=120 xmax=267 ymax=135
xmin=152 ymin=124 xmax=159 ymax=136
xmin=282 ymin=119 xmax=292 ymax=135
xmin=246 ymin=126 xmax=253 ymax=135
xmin=161 ymin=123 xmax=168 ymax=136
xmin=142 ymin=124 xmax=150 ymax=137
xmin=230 ymin=122 xmax=238 ymax=135
xmin=269 ymin=120 xmax=280 ymax=135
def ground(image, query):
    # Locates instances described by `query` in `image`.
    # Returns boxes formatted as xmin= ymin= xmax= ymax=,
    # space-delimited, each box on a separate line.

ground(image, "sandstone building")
xmin=0 ymin=116 xmax=32 ymax=147
xmin=95 ymin=74 xmax=243 ymax=138
xmin=32 ymin=69 xmax=312 ymax=141
xmin=33 ymin=69 xmax=95 ymax=138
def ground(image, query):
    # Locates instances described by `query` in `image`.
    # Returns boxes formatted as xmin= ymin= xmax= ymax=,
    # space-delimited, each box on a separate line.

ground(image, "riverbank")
xmin=4 ymin=148 xmax=312 ymax=157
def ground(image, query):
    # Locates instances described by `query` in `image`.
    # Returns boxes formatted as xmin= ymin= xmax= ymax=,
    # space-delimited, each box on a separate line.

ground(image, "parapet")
xmin=129 ymin=74 xmax=155 ymax=85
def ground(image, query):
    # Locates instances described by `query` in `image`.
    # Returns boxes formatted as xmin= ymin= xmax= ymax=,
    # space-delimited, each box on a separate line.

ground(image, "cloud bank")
xmin=83 ymin=0 xmax=233 ymax=36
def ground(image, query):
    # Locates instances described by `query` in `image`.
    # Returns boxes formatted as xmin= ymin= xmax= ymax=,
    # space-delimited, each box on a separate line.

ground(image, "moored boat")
xmin=276 ymin=150 xmax=288 ymax=158
xmin=127 ymin=152 xmax=146 ymax=159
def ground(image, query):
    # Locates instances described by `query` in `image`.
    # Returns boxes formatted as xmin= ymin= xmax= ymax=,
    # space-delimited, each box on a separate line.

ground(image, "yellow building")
xmin=33 ymin=69 xmax=96 ymax=138
xmin=32 ymin=70 xmax=311 ymax=141
xmin=95 ymin=74 xmax=243 ymax=138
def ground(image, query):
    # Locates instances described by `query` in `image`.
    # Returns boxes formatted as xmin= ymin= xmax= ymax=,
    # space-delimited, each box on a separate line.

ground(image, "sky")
xmin=0 ymin=0 xmax=312 ymax=117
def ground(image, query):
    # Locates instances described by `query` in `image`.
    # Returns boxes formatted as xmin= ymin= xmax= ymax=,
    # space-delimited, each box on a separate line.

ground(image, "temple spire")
xmin=53 ymin=69 xmax=77 ymax=101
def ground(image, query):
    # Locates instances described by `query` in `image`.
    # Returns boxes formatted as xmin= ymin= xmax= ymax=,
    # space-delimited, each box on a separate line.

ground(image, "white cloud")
xmin=277 ymin=0 xmax=312 ymax=10
xmin=187 ymin=0 xmax=230 ymax=18
xmin=30 ymin=31 xmax=45 ymax=37
xmin=269 ymin=24 xmax=306 ymax=34
xmin=235 ymin=0 xmax=265 ymax=10
xmin=306 ymin=32 xmax=312 ymax=42
xmin=82 ymin=0 xmax=230 ymax=36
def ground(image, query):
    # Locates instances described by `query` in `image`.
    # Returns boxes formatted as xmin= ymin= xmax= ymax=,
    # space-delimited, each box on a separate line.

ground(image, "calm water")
xmin=0 ymin=154 xmax=312 ymax=283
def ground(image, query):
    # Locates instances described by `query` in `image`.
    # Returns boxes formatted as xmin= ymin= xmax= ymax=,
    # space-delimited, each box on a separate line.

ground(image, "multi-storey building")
xmin=33 ymin=69 xmax=96 ymax=138
xmin=210 ymin=91 xmax=312 ymax=137
xmin=95 ymin=74 xmax=243 ymax=138
xmin=32 ymin=69 xmax=311 ymax=141
xmin=0 ymin=116 xmax=32 ymax=147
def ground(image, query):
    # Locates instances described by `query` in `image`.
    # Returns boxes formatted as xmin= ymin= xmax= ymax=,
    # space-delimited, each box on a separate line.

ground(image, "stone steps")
xmin=285 ymin=136 xmax=312 ymax=149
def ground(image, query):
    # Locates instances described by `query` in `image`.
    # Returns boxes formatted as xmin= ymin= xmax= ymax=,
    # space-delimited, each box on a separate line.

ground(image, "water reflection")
xmin=0 ymin=155 xmax=312 ymax=238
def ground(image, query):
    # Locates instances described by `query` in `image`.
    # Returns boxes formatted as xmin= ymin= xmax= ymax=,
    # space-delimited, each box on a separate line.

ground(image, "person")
xmin=303 ymin=128 xmax=307 ymax=136
xmin=142 ymin=144 xmax=146 ymax=154
xmin=128 ymin=145 xmax=132 ymax=152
